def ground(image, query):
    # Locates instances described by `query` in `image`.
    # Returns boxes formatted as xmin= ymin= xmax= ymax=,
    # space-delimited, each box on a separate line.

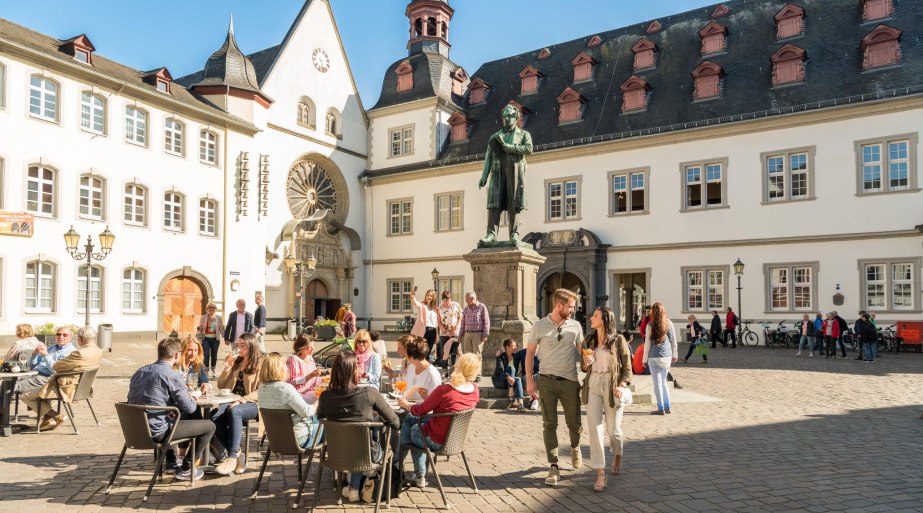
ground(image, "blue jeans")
xmin=864 ymin=341 xmax=876 ymax=361
xmin=647 ymin=358 xmax=671 ymax=411
xmin=399 ymin=414 xmax=443 ymax=477
xmin=211 ymin=402 xmax=258 ymax=458
xmin=349 ymin=428 xmax=383 ymax=489
xmin=798 ymin=335 xmax=812 ymax=352
xmin=202 ymin=337 xmax=219 ymax=371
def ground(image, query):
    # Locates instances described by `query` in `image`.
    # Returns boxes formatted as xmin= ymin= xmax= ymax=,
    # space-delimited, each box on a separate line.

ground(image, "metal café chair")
xmin=36 ymin=368 xmax=100 ymax=434
xmin=251 ymin=408 xmax=325 ymax=508
xmin=309 ymin=420 xmax=393 ymax=513
xmin=106 ymin=403 xmax=199 ymax=502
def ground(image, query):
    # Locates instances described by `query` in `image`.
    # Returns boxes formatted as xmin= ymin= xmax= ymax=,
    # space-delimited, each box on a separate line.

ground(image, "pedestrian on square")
xmin=724 ymin=307 xmax=738 ymax=348
xmin=408 ymin=287 xmax=439 ymax=362
xmin=436 ymin=290 xmax=463 ymax=372
xmin=525 ymin=288 xmax=584 ymax=487
xmin=709 ymin=310 xmax=723 ymax=348
xmin=493 ymin=338 xmax=524 ymax=411
xmin=683 ymin=315 xmax=708 ymax=363
xmin=580 ymin=307 xmax=632 ymax=492
xmin=833 ymin=311 xmax=848 ymax=358
xmin=457 ymin=290 xmax=490 ymax=381
xmin=224 ymin=299 xmax=254 ymax=355
xmin=822 ymin=312 xmax=841 ymax=358
xmin=253 ymin=295 xmax=267 ymax=353
xmin=856 ymin=312 xmax=877 ymax=363
xmin=812 ymin=313 xmax=824 ymax=354
xmin=4 ymin=323 xmax=41 ymax=362
xmin=643 ymin=303 xmax=678 ymax=415
xmin=342 ymin=304 xmax=357 ymax=338
xmin=796 ymin=313 xmax=816 ymax=356
xmin=212 ymin=333 xmax=263 ymax=475
xmin=854 ymin=310 xmax=868 ymax=360
xmin=638 ymin=306 xmax=652 ymax=340
xmin=197 ymin=303 xmax=224 ymax=379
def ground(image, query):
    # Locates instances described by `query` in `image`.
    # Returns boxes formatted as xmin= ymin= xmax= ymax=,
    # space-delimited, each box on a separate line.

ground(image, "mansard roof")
xmin=370 ymin=51 xmax=465 ymax=111
xmin=368 ymin=0 xmax=922 ymax=175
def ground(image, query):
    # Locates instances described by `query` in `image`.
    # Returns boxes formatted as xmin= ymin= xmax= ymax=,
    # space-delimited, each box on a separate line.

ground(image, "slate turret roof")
xmin=370 ymin=51 xmax=465 ymax=111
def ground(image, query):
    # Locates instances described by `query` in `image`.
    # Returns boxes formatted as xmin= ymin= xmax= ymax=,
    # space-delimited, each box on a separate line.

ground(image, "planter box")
xmin=315 ymin=325 xmax=337 ymax=341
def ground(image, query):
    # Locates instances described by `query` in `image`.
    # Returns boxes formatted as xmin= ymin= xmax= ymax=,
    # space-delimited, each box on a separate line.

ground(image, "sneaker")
xmin=808 ymin=353 xmax=814 ymax=357
xmin=404 ymin=471 xmax=427 ymax=488
xmin=214 ymin=457 xmax=238 ymax=476
xmin=795 ymin=352 xmax=801 ymax=356
xmin=571 ymin=447 xmax=583 ymax=469
xmin=700 ymin=360 xmax=708 ymax=364
xmin=174 ymin=467 xmax=204 ymax=481
xmin=664 ymin=407 xmax=672 ymax=414
xmin=163 ymin=461 xmax=180 ymax=474
xmin=209 ymin=370 xmax=217 ymax=380
xmin=530 ymin=400 xmax=540 ymax=411
xmin=864 ymin=360 xmax=871 ymax=364
xmin=544 ymin=465 xmax=560 ymax=486
xmin=234 ymin=456 xmax=247 ymax=474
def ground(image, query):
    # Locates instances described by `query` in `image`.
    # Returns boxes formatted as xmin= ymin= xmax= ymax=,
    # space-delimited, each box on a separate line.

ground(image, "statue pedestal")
xmin=463 ymin=246 xmax=546 ymax=375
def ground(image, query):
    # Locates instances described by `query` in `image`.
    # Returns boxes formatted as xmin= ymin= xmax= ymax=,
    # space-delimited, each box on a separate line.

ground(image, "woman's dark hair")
xmin=585 ymin=307 xmax=618 ymax=351
xmin=502 ymin=338 xmax=516 ymax=349
xmin=329 ymin=349 xmax=358 ymax=392
xmin=405 ymin=336 xmax=429 ymax=360
xmin=370 ymin=330 xmax=381 ymax=342
xmin=293 ymin=333 xmax=314 ymax=354
xmin=441 ymin=290 xmax=452 ymax=301
xmin=649 ymin=302 xmax=669 ymax=344
xmin=237 ymin=333 xmax=263 ymax=374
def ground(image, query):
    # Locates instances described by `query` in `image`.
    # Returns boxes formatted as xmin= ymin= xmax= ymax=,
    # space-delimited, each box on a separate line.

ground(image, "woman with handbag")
xmin=580 ymin=307 xmax=632 ymax=492
xmin=642 ymin=303 xmax=678 ymax=415
xmin=341 ymin=304 xmax=357 ymax=338
xmin=408 ymin=286 xmax=439 ymax=362
xmin=682 ymin=315 xmax=708 ymax=363
xmin=197 ymin=302 xmax=224 ymax=379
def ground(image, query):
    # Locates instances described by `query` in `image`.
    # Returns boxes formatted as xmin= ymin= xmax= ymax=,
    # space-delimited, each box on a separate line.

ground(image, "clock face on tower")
xmin=312 ymin=48 xmax=330 ymax=73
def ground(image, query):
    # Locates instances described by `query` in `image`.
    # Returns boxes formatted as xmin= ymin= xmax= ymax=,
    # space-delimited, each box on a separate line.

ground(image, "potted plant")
xmin=314 ymin=319 xmax=339 ymax=341
xmin=34 ymin=323 xmax=58 ymax=344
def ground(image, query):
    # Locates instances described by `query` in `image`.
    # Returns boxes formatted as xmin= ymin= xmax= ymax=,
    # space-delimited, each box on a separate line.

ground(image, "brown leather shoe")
xmin=38 ymin=416 xmax=58 ymax=431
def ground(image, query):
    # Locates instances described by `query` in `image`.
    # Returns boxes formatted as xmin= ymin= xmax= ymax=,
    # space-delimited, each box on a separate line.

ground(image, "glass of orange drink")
xmin=394 ymin=380 xmax=407 ymax=394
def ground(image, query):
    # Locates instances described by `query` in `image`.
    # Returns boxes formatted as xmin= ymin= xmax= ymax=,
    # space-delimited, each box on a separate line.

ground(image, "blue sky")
xmin=1 ymin=0 xmax=707 ymax=105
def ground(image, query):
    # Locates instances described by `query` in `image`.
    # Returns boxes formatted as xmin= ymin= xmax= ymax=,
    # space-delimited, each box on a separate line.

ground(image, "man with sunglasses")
xmin=14 ymin=327 xmax=76 ymax=410
xmin=525 ymin=288 xmax=584 ymax=486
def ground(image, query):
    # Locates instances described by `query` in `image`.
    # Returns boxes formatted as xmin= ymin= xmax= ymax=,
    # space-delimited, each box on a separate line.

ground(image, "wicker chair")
xmin=106 ymin=403 xmax=199 ymax=502
xmin=36 ymin=368 xmax=100 ymax=434
xmin=402 ymin=408 xmax=478 ymax=510
xmin=251 ymin=408 xmax=324 ymax=508
xmin=309 ymin=420 xmax=393 ymax=513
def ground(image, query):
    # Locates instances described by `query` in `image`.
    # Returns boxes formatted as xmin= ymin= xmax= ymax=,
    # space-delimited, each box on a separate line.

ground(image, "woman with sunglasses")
xmin=580 ymin=307 xmax=632 ymax=492
xmin=353 ymin=329 xmax=382 ymax=390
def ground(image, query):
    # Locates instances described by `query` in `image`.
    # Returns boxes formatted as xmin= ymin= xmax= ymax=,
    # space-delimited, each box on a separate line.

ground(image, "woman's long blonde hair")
xmin=180 ymin=336 xmax=205 ymax=373
xmin=450 ymin=353 xmax=481 ymax=387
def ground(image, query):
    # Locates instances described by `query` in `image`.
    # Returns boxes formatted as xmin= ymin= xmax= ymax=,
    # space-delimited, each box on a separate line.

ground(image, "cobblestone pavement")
xmin=1 ymin=337 xmax=921 ymax=513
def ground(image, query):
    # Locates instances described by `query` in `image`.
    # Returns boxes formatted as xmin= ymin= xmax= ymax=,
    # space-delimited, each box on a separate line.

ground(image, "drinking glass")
xmin=18 ymin=351 xmax=30 ymax=370
xmin=394 ymin=380 xmax=407 ymax=394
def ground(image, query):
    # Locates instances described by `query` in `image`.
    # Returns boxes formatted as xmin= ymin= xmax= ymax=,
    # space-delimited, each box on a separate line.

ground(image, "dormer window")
xmin=468 ymin=78 xmax=489 ymax=104
xmin=75 ymin=49 xmax=90 ymax=64
xmin=691 ymin=61 xmax=724 ymax=99
xmin=520 ymin=65 xmax=542 ymax=95
xmin=631 ymin=38 xmax=658 ymax=71
xmin=861 ymin=25 xmax=902 ymax=69
xmin=646 ymin=21 xmax=662 ymax=34
xmin=395 ymin=60 xmax=413 ymax=92
xmin=620 ymin=76 xmax=650 ymax=113
xmin=699 ymin=21 xmax=728 ymax=55
xmin=142 ymin=68 xmax=173 ymax=95
xmin=61 ymin=35 xmax=95 ymax=65
xmin=711 ymin=4 xmax=731 ymax=18
xmin=452 ymin=67 xmax=468 ymax=97
xmin=538 ymin=48 xmax=551 ymax=60
xmin=156 ymin=80 xmax=170 ymax=94
xmin=862 ymin=0 xmax=893 ymax=21
xmin=571 ymin=52 xmax=597 ymax=83
xmin=775 ymin=4 xmax=805 ymax=40
xmin=447 ymin=112 xmax=472 ymax=143
xmin=588 ymin=35 xmax=602 ymax=48
xmin=771 ymin=44 xmax=806 ymax=85
xmin=556 ymin=87 xmax=586 ymax=124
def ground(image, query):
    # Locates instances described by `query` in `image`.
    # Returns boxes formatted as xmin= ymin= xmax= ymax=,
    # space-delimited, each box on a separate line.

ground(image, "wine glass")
xmin=186 ymin=372 xmax=198 ymax=393
xmin=18 ymin=351 xmax=30 ymax=370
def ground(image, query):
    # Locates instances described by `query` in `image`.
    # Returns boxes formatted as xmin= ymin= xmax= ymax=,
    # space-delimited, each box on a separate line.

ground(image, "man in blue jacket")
xmin=224 ymin=299 xmax=253 ymax=348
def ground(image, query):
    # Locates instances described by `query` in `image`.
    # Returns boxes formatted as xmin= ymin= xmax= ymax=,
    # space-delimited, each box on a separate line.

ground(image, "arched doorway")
xmin=161 ymin=276 xmax=207 ymax=337
xmin=303 ymin=279 xmax=341 ymax=323
xmin=539 ymin=272 xmax=587 ymax=324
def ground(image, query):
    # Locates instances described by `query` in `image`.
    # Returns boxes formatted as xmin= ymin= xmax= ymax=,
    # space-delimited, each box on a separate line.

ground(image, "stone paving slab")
xmin=0 ymin=339 xmax=921 ymax=512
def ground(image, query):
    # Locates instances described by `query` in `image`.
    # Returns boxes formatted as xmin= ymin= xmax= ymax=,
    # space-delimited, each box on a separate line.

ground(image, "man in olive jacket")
xmin=479 ymin=104 xmax=533 ymax=244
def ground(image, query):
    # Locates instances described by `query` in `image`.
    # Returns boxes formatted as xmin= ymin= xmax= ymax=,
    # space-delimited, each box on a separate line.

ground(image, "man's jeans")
xmin=864 ymin=341 xmax=876 ymax=361
xmin=798 ymin=335 xmax=812 ymax=353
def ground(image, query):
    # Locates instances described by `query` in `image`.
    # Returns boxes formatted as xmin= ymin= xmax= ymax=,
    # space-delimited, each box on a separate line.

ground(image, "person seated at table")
xmin=21 ymin=326 xmax=101 ymax=432
xmin=353 ymin=329 xmax=382 ymax=390
xmin=382 ymin=335 xmax=410 ymax=381
xmin=317 ymin=349 xmax=399 ymax=503
xmin=128 ymin=336 xmax=215 ymax=480
xmin=15 ymin=326 xmax=75 ymax=397
xmin=286 ymin=334 xmax=322 ymax=399
xmin=175 ymin=336 xmax=210 ymax=394
xmin=402 ymin=337 xmax=442 ymax=401
xmin=492 ymin=338 xmax=524 ymax=411
xmin=397 ymin=353 xmax=481 ymax=488
xmin=4 ymin=323 xmax=41 ymax=362
xmin=212 ymin=333 xmax=264 ymax=475
xmin=370 ymin=330 xmax=388 ymax=361
xmin=259 ymin=352 xmax=319 ymax=448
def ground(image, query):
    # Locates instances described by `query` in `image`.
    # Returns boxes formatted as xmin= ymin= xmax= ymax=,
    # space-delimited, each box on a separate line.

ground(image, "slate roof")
xmin=370 ymin=51 xmax=465 ymax=111
xmin=368 ymin=0 xmax=923 ymax=175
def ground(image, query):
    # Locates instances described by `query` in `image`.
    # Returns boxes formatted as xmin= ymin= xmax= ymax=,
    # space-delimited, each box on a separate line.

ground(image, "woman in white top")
xmin=642 ymin=302 xmax=678 ymax=415
xmin=409 ymin=286 xmax=439 ymax=362
xmin=4 ymin=324 xmax=41 ymax=362
xmin=402 ymin=336 xmax=442 ymax=401
xmin=383 ymin=335 xmax=411 ymax=381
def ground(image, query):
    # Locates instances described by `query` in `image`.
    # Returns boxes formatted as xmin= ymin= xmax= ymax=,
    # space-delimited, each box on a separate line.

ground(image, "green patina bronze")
xmin=478 ymin=104 xmax=533 ymax=247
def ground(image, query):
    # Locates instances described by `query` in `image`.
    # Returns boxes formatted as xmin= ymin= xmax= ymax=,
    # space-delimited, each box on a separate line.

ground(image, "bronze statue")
xmin=478 ymin=104 xmax=533 ymax=245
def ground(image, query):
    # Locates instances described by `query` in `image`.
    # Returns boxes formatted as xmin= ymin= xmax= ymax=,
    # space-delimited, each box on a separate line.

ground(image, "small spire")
xmin=229 ymin=13 xmax=234 ymax=36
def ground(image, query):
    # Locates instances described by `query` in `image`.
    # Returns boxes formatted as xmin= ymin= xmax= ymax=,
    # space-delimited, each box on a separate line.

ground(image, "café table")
xmin=195 ymin=392 xmax=240 ymax=418
xmin=0 ymin=370 xmax=39 ymax=436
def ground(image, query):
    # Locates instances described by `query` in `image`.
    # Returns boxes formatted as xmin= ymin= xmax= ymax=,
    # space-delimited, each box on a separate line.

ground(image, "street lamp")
xmin=431 ymin=267 xmax=440 ymax=294
xmin=733 ymin=258 xmax=745 ymax=348
xmin=285 ymin=247 xmax=317 ymax=330
xmin=64 ymin=225 xmax=115 ymax=327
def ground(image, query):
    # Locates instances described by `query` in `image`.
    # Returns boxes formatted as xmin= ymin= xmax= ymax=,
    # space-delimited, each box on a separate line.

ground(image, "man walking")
xmin=833 ymin=311 xmax=848 ymax=358
xmin=253 ymin=295 xmax=267 ymax=354
xmin=224 ymin=299 xmax=253 ymax=349
xmin=709 ymin=310 xmax=723 ymax=348
xmin=525 ymin=288 xmax=583 ymax=486
xmin=457 ymin=291 xmax=489 ymax=380
xmin=724 ymin=307 xmax=738 ymax=348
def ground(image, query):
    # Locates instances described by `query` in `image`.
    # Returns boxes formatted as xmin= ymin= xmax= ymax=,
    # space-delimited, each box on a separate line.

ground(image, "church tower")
xmin=405 ymin=0 xmax=454 ymax=57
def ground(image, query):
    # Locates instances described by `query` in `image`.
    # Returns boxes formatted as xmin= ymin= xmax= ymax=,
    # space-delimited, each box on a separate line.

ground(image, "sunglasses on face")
xmin=56 ymin=333 xmax=69 ymax=337
xmin=355 ymin=339 xmax=370 ymax=344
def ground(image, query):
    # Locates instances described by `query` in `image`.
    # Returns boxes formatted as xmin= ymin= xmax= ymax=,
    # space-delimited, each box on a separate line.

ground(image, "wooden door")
xmin=304 ymin=279 xmax=328 ymax=322
xmin=162 ymin=277 xmax=205 ymax=336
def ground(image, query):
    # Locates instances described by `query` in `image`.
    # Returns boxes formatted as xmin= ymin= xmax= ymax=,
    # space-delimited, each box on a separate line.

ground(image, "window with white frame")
xmin=763 ymin=148 xmax=813 ymax=202
xmin=125 ymin=106 xmax=147 ymax=145
xmin=80 ymin=92 xmax=106 ymax=134
xmin=164 ymin=191 xmax=184 ymax=231
xmin=78 ymin=175 xmax=105 ymax=220
xmin=610 ymin=169 xmax=648 ymax=215
xmin=437 ymin=277 xmax=465 ymax=304
xmin=199 ymin=198 xmax=217 ymax=236
xmin=683 ymin=267 xmax=727 ymax=311
xmin=765 ymin=263 xmax=816 ymax=312
xmin=861 ymin=258 xmax=921 ymax=312
xmin=856 ymin=135 xmax=918 ymax=194
xmin=199 ymin=130 xmax=217 ymax=164
xmin=29 ymin=75 xmax=58 ymax=121
xmin=26 ymin=165 xmax=55 ymax=216
xmin=124 ymin=183 xmax=147 ymax=226
xmin=122 ymin=268 xmax=145 ymax=313
xmin=388 ymin=279 xmax=413 ymax=313
xmin=77 ymin=265 xmax=103 ymax=313
xmin=547 ymin=178 xmax=579 ymax=221
xmin=388 ymin=199 xmax=412 ymax=236
xmin=390 ymin=126 xmax=414 ymax=157
xmin=164 ymin=119 xmax=184 ymax=156
xmin=25 ymin=259 xmax=55 ymax=312
xmin=682 ymin=159 xmax=727 ymax=210
xmin=435 ymin=192 xmax=462 ymax=231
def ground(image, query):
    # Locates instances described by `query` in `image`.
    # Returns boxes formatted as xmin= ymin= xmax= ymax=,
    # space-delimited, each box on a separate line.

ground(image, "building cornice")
xmin=267 ymin=123 xmax=367 ymax=160
xmin=367 ymin=97 xmax=440 ymax=118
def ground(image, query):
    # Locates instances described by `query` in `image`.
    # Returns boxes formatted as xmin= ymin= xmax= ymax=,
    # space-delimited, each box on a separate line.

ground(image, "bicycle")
xmin=395 ymin=314 xmax=415 ymax=333
xmin=879 ymin=324 xmax=903 ymax=353
xmin=763 ymin=321 xmax=794 ymax=349
xmin=737 ymin=320 xmax=759 ymax=346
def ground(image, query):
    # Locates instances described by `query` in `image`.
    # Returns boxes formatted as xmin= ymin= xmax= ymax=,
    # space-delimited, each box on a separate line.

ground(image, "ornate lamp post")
xmin=64 ymin=225 xmax=115 ymax=328
xmin=431 ymin=267 xmax=440 ymax=294
xmin=733 ymin=258 xmax=745 ymax=347
xmin=284 ymin=249 xmax=317 ymax=330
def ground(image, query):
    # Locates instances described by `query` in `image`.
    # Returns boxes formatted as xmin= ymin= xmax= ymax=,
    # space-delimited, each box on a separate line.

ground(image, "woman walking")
xmin=580 ymin=307 xmax=632 ymax=492
xmin=682 ymin=315 xmax=708 ymax=363
xmin=822 ymin=312 xmax=841 ymax=359
xmin=409 ymin=287 xmax=439 ymax=362
xmin=341 ymin=304 xmax=357 ymax=339
xmin=642 ymin=303 xmax=678 ymax=415
xmin=197 ymin=302 xmax=224 ymax=379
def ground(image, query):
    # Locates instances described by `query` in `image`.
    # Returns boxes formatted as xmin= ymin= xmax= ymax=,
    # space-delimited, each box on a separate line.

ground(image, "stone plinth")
xmin=463 ymin=246 xmax=546 ymax=374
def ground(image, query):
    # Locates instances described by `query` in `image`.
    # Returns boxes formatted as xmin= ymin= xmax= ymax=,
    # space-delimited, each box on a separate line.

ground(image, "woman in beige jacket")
xmin=212 ymin=333 xmax=262 ymax=475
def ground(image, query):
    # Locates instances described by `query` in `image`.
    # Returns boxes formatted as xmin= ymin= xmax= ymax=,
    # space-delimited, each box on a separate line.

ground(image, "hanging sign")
xmin=0 ymin=212 xmax=34 ymax=237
